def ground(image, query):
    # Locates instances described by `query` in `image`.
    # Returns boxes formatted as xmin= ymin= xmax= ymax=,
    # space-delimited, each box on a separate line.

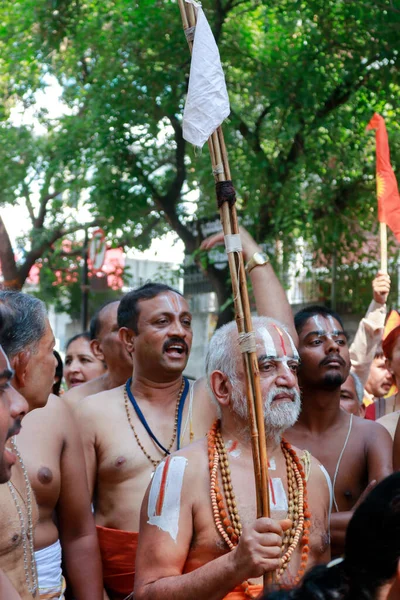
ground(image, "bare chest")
xmin=286 ymin=427 xmax=367 ymax=509
xmin=0 ymin=466 xmax=38 ymax=558
xmin=97 ymin=406 xmax=185 ymax=486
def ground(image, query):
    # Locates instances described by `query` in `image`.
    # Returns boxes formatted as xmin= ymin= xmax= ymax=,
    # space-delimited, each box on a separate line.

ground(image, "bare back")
xmin=78 ymin=380 xmax=217 ymax=531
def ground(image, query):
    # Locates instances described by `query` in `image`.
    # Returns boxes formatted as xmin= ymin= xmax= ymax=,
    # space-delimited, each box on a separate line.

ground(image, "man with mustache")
xmin=0 ymin=305 xmax=28 ymax=600
xmin=77 ymin=227 xmax=301 ymax=600
xmin=0 ymin=291 xmax=103 ymax=600
xmin=78 ymin=283 xmax=217 ymax=599
xmin=134 ymin=317 xmax=331 ymax=600
xmin=284 ymin=306 xmax=393 ymax=556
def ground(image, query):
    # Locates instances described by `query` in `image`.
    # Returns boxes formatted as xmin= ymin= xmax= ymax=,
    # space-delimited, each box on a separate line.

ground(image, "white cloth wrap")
xmin=35 ymin=540 xmax=63 ymax=589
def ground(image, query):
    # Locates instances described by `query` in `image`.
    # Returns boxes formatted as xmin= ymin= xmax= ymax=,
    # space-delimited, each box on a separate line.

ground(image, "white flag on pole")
xmin=182 ymin=0 xmax=230 ymax=148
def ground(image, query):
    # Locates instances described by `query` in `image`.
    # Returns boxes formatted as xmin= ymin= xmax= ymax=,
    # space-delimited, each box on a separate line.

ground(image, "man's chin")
xmin=321 ymin=372 xmax=345 ymax=390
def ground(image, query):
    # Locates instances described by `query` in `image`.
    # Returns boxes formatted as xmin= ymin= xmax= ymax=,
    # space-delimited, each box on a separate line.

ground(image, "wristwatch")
xmin=245 ymin=251 xmax=269 ymax=274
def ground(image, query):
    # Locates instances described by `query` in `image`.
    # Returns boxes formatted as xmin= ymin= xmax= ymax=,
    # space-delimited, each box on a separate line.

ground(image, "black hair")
xmin=65 ymin=331 xmax=90 ymax=351
xmin=117 ymin=282 xmax=183 ymax=334
xmin=263 ymin=472 xmax=400 ymax=600
xmin=294 ymin=305 xmax=345 ymax=336
xmin=52 ymin=350 xmax=63 ymax=396
xmin=89 ymin=299 xmax=121 ymax=341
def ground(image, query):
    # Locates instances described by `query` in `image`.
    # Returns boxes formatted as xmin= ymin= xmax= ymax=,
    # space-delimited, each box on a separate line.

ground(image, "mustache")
xmin=162 ymin=337 xmax=189 ymax=354
xmin=319 ymin=355 xmax=346 ymax=367
xmin=7 ymin=419 xmax=22 ymax=440
xmin=267 ymin=386 xmax=300 ymax=404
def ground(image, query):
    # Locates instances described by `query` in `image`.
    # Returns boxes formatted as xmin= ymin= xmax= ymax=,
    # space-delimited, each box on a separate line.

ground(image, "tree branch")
xmin=21 ymin=183 xmax=36 ymax=226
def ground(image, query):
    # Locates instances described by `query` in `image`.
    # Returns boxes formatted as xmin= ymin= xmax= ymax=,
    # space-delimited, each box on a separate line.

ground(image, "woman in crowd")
xmin=64 ymin=332 xmax=107 ymax=389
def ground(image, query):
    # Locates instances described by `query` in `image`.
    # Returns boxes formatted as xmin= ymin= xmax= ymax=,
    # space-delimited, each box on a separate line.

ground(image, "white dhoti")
xmin=35 ymin=540 xmax=66 ymax=599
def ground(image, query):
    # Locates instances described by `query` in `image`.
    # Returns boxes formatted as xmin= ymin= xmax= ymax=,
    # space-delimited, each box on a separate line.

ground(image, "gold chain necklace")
xmin=7 ymin=437 xmax=38 ymax=597
xmin=124 ymin=379 xmax=185 ymax=470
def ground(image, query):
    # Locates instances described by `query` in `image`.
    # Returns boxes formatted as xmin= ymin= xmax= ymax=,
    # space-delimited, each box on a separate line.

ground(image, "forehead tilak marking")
xmin=259 ymin=327 xmax=277 ymax=357
xmin=311 ymin=315 xmax=342 ymax=339
xmin=286 ymin=331 xmax=300 ymax=360
xmin=163 ymin=292 xmax=185 ymax=314
xmin=272 ymin=324 xmax=287 ymax=356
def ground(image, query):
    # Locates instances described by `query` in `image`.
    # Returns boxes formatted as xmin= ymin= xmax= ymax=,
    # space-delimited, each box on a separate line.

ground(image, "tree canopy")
xmin=0 ymin=0 xmax=399 ymax=316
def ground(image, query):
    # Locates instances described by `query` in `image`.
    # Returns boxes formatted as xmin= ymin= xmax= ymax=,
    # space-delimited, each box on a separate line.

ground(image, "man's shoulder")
xmin=63 ymin=376 xmax=107 ymax=407
xmin=377 ymin=410 xmax=400 ymax=439
xmin=78 ymin=385 xmax=125 ymax=413
xmin=169 ymin=438 xmax=209 ymax=476
xmin=352 ymin=413 xmax=390 ymax=433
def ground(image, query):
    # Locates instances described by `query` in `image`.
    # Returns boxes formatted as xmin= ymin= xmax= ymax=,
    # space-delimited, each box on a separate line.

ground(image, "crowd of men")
xmin=0 ymin=226 xmax=399 ymax=600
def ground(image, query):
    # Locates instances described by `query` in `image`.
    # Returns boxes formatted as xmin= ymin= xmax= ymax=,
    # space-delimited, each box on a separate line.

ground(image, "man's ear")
xmin=119 ymin=327 xmax=135 ymax=354
xmin=12 ymin=350 xmax=31 ymax=388
xmin=359 ymin=404 xmax=366 ymax=419
xmin=210 ymin=371 xmax=232 ymax=410
xmin=90 ymin=339 xmax=105 ymax=362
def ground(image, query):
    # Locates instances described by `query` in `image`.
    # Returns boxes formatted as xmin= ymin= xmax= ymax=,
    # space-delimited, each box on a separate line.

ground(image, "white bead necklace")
xmin=7 ymin=436 xmax=38 ymax=597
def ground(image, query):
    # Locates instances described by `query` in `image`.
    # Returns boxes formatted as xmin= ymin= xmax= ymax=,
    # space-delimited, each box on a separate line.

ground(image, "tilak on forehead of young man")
xmin=307 ymin=314 xmax=347 ymax=339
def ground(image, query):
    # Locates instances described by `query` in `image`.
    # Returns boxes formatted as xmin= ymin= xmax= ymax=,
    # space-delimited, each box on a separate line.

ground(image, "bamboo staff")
xmin=177 ymin=0 xmax=272 ymax=587
xmin=380 ymin=222 xmax=388 ymax=273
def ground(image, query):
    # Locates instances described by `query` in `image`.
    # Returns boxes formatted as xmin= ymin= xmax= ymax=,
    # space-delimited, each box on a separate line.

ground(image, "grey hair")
xmin=350 ymin=371 xmax=364 ymax=405
xmin=205 ymin=316 xmax=294 ymax=400
xmin=0 ymin=291 xmax=48 ymax=358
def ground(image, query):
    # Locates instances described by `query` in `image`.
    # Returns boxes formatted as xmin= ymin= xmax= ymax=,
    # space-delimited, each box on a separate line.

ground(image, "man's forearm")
xmin=135 ymin=550 xmax=249 ymax=600
xmin=250 ymin=262 xmax=297 ymax=344
xmin=62 ymin=533 xmax=103 ymax=599
xmin=329 ymin=512 xmax=352 ymax=557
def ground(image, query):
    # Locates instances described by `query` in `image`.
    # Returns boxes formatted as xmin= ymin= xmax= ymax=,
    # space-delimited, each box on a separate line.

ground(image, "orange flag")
xmin=367 ymin=113 xmax=400 ymax=241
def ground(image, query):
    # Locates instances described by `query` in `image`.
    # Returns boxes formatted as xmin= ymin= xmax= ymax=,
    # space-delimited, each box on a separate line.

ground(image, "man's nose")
xmin=276 ymin=363 xmax=297 ymax=386
xmin=9 ymin=386 xmax=28 ymax=419
xmin=326 ymin=336 xmax=341 ymax=353
xmin=168 ymin=318 xmax=186 ymax=337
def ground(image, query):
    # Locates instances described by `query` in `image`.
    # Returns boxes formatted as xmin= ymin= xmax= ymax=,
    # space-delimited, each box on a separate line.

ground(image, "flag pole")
xmin=380 ymin=222 xmax=388 ymax=274
xmin=177 ymin=0 xmax=272 ymax=588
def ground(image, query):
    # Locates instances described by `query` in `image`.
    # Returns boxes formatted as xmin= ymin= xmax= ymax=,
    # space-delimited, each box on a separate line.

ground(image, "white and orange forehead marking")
xmin=311 ymin=315 xmax=342 ymax=339
xmin=162 ymin=292 xmax=186 ymax=314
xmin=258 ymin=325 xmax=299 ymax=365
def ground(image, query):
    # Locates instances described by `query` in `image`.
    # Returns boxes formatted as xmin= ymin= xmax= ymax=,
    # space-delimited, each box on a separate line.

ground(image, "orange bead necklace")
xmin=207 ymin=420 xmax=311 ymax=593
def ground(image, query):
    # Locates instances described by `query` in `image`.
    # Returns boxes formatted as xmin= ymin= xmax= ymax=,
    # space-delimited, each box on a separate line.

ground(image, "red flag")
xmin=367 ymin=113 xmax=400 ymax=241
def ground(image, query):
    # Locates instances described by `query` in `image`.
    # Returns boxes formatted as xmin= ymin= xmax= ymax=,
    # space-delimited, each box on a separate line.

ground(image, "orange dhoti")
xmin=223 ymin=584 xmax=263 ymax=599
xmin=96 ymin=525 xmax=138 ymax=600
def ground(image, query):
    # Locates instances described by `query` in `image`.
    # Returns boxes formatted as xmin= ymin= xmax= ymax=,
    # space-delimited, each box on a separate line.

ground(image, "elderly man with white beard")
xmin=134 ymin=317 xmax=331 ymax=600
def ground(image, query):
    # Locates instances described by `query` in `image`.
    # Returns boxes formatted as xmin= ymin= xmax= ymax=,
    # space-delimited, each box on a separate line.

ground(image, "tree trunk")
xmin=0 ymin=216 xmax=22 ymax=289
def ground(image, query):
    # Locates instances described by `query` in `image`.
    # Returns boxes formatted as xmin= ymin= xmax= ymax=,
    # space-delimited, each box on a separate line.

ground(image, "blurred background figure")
xmin=52 ymin=350 xmax=63 ymax=396
xmin=340 ymin=372 xmax=365 ymax=418
xmin=64 ymin=332 xmax=106 ymax=390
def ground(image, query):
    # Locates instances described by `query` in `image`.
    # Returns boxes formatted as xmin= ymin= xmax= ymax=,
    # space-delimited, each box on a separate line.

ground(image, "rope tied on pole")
xmin=238 ymin=331 xmax=257 ymax=354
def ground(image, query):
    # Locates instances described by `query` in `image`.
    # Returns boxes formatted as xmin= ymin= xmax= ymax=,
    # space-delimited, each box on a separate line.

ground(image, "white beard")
xmin=231 ymin=386 xmax=301 ymax=444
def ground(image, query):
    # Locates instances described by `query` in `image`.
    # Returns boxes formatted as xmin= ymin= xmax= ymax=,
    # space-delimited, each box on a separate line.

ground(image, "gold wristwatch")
xmin=245 ymin=251 xmax=269 ymax=274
